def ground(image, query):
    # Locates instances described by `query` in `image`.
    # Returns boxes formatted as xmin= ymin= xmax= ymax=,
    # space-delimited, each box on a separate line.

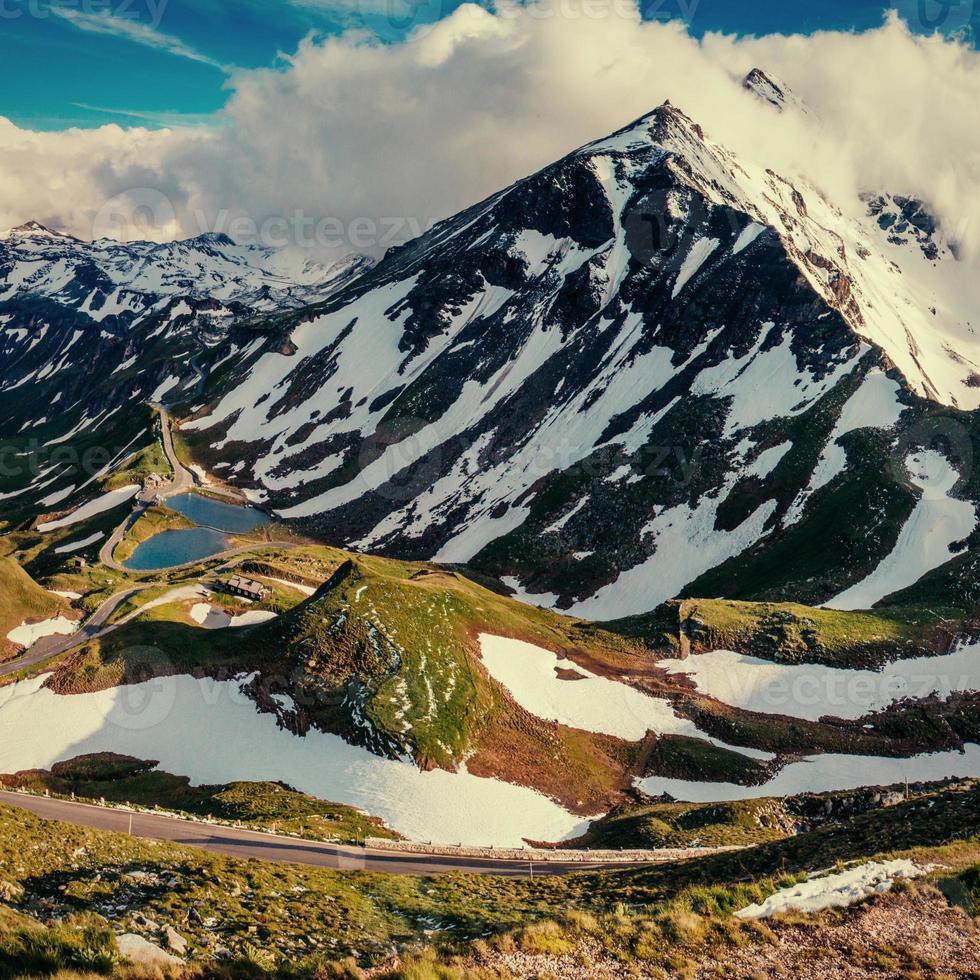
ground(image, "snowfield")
xmin=659 ymin=639 xmax=980 ymax=722
xmin=0 ymin=674 xmax=591 ymax=846
xmin=53 ymin=531 xmax=105 ymax=554
xmin=478 ymin=634 xmax=772 ymax=760
xmin=735 ymin=859 xmax=928 ymax=919
xmin=826 ymin=451 xmax=977 ymax=609
xmin=637 ymin=743 xmax=980 ymax=802
xmin=5 ymin=615 xmax=78 ymax=649
xmin=479 ymin=633 xmax=699 ymax=740
xmin=564 ymin=462 xmax=781 ymax=620
xmin=36 ymin=485 xmax=139 ymax=532
xmin=189 ymin=603 xmax=278 ymax=629
xmin=150 ymin=376 xmax=181 ymax=403
xmin=262 ymin=577 xmax=317 ymax=597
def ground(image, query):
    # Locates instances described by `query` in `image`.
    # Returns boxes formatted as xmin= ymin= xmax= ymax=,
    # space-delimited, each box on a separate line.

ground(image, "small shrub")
xmin=516 ymin=920 xmax=574 ymax=956
xmin=563 ymin=909 xmax=599 ymax=935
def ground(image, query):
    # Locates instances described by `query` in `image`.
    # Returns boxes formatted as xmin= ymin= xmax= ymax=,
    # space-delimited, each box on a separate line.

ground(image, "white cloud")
xmin=2 ymin=2 xmax=980 ymax=264
xmin=51 ymin=7 xmax=229 ymax=71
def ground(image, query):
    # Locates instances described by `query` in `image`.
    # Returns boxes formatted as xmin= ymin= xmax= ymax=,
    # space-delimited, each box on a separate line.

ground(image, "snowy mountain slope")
xmin=0 ymin=221 xmax=367 ymax=317
xmin=742 ymin=68 xmax=811 ymax=116
xmin=17 ymin=545 xmax=980 ymax=830
xmin=737 ymin=76 xmax=975 ymax=407
xmin=0 ymin=227 xmax=368 ymax=519
xmin=173 ymin=95 xmax=980 ymax=618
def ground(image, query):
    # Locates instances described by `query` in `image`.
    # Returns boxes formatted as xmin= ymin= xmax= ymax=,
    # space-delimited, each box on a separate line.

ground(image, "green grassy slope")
xmin=0 ymin=557 xmax=72 ymax=662
xmin=0 ymin=779 xmax=976 ymax=976
xmin=101 ymin=436 xmax=173 ymax=492
xmin=15 ymin=542 xmax=980 ymax=810
xmin=607 ymin=596 xmax=967 ymax=667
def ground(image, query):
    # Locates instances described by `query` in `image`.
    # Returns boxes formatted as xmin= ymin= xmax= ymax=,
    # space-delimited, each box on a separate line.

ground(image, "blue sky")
xmin=1 ymin=0 xmax=975 ymax=130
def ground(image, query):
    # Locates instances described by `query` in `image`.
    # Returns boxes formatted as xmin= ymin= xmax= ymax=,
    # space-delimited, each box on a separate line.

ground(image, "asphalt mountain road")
xmin=0 ymin=587 xmax=150 ymax=678
xmin=0 ymin=792 xmax=650 ymax=878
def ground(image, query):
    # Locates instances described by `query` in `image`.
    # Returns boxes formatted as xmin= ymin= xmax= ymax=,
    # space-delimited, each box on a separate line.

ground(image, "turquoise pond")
xmin=123 ymin=493 xmax=269 ymax=571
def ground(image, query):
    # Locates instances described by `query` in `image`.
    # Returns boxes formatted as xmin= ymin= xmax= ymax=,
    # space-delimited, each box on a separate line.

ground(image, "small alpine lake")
xmin=124 ymin=493 xmax=270 ymax=571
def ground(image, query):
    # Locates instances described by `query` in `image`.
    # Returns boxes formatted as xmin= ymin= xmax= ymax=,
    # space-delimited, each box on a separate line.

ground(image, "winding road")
xmin=98 ymin=405 xmax=194 ymax=572
xmin=2 ymin=406 xmax=295 ymax=677
xmin=0 ymin=587 xmax=150 ymax=678
xmin=96 ymin=405 xmax=299 ymax=576
xmin=0 ymin=792 xmax=656 ymax=878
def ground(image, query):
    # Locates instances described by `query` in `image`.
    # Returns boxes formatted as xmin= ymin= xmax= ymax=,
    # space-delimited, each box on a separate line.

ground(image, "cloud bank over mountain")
xmin=2 ymin=2 xmax=977 ymax=259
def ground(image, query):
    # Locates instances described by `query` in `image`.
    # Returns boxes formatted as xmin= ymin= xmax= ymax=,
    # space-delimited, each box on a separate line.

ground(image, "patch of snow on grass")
xmin=37 ymin=485 xmax=138 ymax=532
xmin=637 ymin=743 xmax=980 ymax=802
xmin=54 ymin=531 xmax=105 ymax=554
xmin=131 ymin=586 xmax=210 ymax=621
xmin=478 ymin=635 xmax=772 ymax=764
xmin=499 ymin=576 xmax=560 ymax=608
xmin=150 ymin=375 xmax=181 ymax=403
xmin=825 ymin=450 xmax=976 ymax=609
xmin=479 ymin=634 xmax=696 ymax=741
xmin=189 ymin=603 xmax=228 ymax=628
xmin=189 ymin=603 xmax=277 ymax=629
xmin=37 ymin=484 xmax=76 ymax=508
xmin=735 ymin=860 xmax=927 ymax=920
xmin=262 ymin=577 xmax=317 ymax=597
xmin=6 ymin=615 xmax=78 ymax=649
xmin=189 ymin=464 xmax=211 ymax=486
xmin=0 ymin=674 xmax=591 ymax=846
xmin=229 ymin=610 xmax=277 ymax=627
xmin=112 ymin=354 xmax=138 ymax=375
xmin=660 ymin=638 xmax=980 ymax=721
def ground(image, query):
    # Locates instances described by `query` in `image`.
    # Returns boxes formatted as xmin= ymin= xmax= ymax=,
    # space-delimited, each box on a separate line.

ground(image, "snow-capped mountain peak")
xmin=5 ymin=220 xmax=78 ymax=242
xmin=742 ymin=67 xmax=809 ymax=115
xmin=9 ymin=220 xmax=59 ymax=234
xmin=0 ymin=223 xmax=372 ymax=466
